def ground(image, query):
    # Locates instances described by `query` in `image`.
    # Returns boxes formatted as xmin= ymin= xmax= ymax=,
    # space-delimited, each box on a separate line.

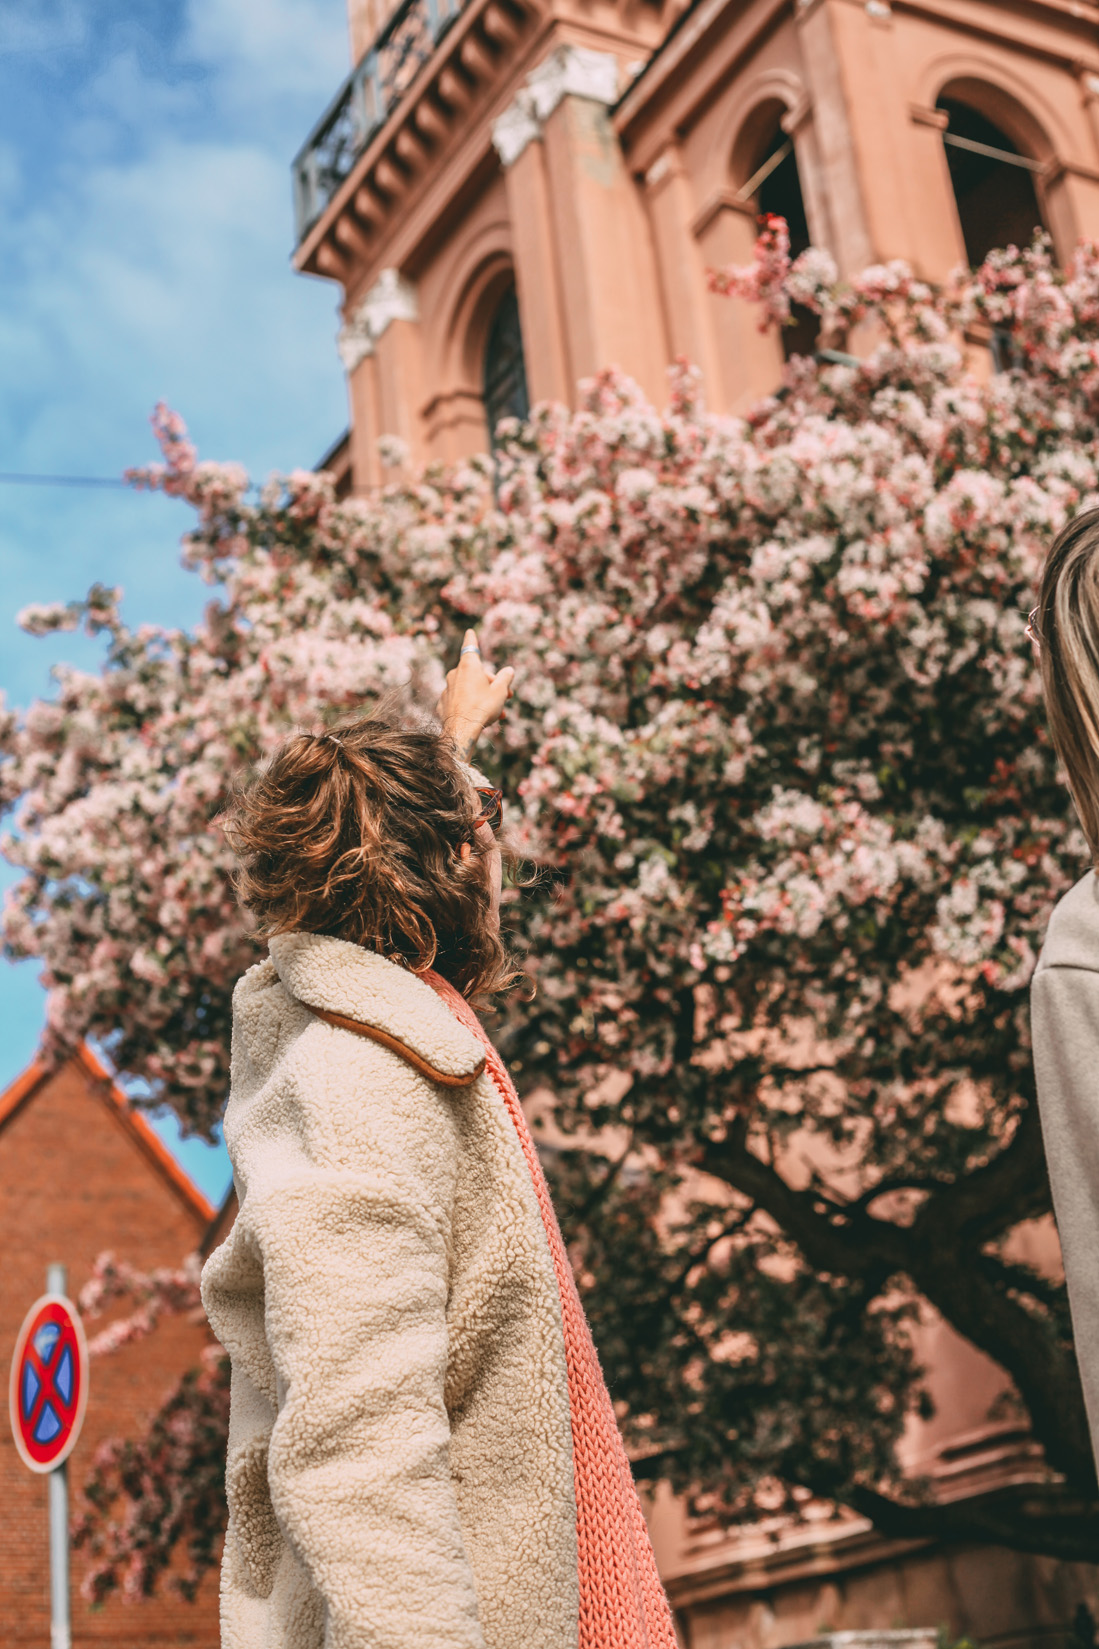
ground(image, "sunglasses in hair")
xmin=1026 ymin=606 xmax=1041 ymax=648
xmin=472 ymin=786 xmax=504 ymax=836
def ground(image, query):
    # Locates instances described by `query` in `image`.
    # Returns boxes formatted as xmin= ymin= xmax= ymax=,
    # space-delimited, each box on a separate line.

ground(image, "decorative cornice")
xmin=527 ymin=43 xmax=620 ymax=122
xmin=492 ymin=45 xmax=620 ymax=168
xmin=338 ymin=318 xmax=374 ymax=373
xmin=492 ymin=97 xmax=542 ymax=167
xmin=294 ymin=0 xmax=543 ymax=281
xmin=338 ymin=267 xmax=420 ymax=373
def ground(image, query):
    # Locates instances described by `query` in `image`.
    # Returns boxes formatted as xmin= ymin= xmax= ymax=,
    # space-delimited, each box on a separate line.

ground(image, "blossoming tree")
xmin=4 ymin=228 xmax=1099 ymax=1596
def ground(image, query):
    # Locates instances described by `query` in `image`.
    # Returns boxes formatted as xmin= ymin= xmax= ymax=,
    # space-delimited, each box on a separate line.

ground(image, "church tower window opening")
xmin=937 ymin=96 xmax=1047 ymax=268
xmin=482 ymin=285 xmax=530 ymax=448
xmin=740 ymin=117 xmax=819 ymax=361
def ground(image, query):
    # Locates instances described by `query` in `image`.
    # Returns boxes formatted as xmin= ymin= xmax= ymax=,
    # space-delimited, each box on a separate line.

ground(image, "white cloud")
xmin=0 ymin=0 xmax=355 ymax=1100
xmin=186 ymin=0 xmax=351 ymax=108
xmin=0 ymin=2 xmax=349 ymax=478
xmin=0 ymin=140 xmax=345 ymax=476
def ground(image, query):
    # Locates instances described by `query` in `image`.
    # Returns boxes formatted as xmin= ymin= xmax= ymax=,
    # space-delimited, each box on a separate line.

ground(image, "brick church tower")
xmin=292 ymin=0 xmax=1099 ymax=492
xmin=286 ymin=2 xmax=1099 ymax=1644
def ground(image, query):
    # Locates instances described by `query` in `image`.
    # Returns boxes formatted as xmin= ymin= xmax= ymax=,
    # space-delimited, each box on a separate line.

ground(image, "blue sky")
xmin=0 ymin=0 xmax=352 ymax=1201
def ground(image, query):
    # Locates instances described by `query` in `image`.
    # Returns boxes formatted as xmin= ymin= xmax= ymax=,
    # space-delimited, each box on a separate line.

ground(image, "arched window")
xmin=482 ymin=285 xmax=529 ymax=445
xmin=754 ymin=130 xmax=810 ymax=261
xmin=739 ymin=118 xmax=818 ymax=360
xmin=937 ymin=97 xmax=1046 ymax=267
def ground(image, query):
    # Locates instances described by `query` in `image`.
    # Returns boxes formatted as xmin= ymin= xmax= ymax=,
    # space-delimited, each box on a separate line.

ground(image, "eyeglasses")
xmin=472 ymin=786 xmax=504 ymax=836
xmin=1026 ymin=606 xmax=1041 ymax=648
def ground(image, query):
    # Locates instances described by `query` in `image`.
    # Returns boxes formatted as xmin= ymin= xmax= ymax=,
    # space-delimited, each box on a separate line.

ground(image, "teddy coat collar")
xmin=267 ymin=931 xmax=486 ymax=1086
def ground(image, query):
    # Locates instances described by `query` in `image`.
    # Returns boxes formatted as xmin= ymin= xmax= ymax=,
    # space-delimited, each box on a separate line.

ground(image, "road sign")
xmin=9 ymin=1290 xmax=89 ymax=1474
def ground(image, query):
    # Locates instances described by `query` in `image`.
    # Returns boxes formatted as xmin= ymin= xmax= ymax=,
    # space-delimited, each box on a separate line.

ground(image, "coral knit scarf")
xmin=428 ymin=974 xmax=679 ymax=1649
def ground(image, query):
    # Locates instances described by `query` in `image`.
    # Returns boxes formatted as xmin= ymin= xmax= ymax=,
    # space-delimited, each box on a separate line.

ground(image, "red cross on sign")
xmin=9 ymin=1293 xmax=89 ymax=1473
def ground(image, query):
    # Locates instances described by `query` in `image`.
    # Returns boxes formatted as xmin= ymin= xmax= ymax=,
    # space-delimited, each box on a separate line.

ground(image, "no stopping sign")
xmin=9 ymin=1293 xmax=89 ymax=1473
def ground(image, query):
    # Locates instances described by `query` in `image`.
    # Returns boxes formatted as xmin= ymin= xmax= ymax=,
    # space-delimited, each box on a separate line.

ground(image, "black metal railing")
xmin=292 ymin=0 xmax=466 ymax=243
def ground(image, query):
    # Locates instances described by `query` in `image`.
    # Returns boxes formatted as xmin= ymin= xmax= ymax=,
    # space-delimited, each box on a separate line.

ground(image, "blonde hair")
xmin=1036 ymin=507 xmax=1099 ymax=862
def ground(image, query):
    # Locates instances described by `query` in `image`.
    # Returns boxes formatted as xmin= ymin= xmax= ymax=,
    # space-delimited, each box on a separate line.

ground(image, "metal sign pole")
xmin=45 ymin=1264 xmax=71 ymax=1649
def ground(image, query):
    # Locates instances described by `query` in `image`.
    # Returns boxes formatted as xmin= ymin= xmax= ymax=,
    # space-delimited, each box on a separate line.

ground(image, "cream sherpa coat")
xmin=201 ymin=932 xmax=577 ymax=1649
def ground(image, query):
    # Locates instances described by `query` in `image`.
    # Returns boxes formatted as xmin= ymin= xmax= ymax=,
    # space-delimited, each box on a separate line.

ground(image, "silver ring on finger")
xmin=460 ymin=645 xmax=481 ymax=656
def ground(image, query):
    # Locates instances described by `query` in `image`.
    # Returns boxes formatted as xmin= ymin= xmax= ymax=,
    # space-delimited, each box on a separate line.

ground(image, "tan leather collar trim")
xmin=307 ymin=1004 xmax=485 ymax=1089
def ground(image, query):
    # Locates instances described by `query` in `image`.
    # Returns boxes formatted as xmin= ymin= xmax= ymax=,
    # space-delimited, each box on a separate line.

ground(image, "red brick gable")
xmin=0 ymin=1050 xmax=222 ymax=1646
xmin=0 ymin=1045 xmax=216 ymax=1225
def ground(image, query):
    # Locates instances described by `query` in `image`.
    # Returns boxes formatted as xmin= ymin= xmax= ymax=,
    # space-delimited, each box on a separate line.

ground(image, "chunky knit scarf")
xmin=428 ymin=974 xmax=679 ymax=1649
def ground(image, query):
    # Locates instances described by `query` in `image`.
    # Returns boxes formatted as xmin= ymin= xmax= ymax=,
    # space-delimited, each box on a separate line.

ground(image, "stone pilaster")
xmin=491 ymin=45 xmax=668 ymax=405
xmin=338 ymin=268 xmax=423 ymax=488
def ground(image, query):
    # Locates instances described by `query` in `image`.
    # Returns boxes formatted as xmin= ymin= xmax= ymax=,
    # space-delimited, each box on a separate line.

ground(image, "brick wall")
xmin=0 ymin=1054 xmax=222 ymax=1646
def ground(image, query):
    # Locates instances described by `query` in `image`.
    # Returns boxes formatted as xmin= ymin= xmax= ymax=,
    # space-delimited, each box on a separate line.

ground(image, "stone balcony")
xmin=292 ymin=0 xmax=470 ymax=247
xmin=289 ymin=0 xmax=674 ymax=288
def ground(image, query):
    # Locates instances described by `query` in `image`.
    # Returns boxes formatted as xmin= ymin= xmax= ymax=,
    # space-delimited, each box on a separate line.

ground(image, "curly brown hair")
xmin=221 ymin=709 xmax=520 ymax=1001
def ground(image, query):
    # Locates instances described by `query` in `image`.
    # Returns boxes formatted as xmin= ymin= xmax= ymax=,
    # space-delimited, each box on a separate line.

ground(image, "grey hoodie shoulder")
xmin=1031 ymin=868 xmax=1099 ymax=1472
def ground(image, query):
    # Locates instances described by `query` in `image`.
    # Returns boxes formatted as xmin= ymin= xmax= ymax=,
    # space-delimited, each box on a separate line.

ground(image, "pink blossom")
xmin=3 ymin=226 xmax=1095 ymax=1580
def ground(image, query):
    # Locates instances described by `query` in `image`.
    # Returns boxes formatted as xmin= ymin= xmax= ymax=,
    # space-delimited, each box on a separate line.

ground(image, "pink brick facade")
xmin=293 ymin=0 xmax=1099 ymax=490
xmin=290 ymin=1 xmax=1099 ymax=1642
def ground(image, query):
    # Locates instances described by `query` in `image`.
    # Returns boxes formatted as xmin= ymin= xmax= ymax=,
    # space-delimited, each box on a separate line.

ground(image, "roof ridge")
xmin=0 ymin=1058 xmax=52 ymax=1131
xmin=0 ymin=1046 xmax=215 ymax=1226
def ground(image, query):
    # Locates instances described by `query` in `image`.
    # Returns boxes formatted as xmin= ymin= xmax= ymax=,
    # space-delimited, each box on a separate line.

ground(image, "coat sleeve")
xmin=1030 ymin=962 xmax=1099 ymax=1468
xmin=233 ymin=1085 xmax=487 ymax=1649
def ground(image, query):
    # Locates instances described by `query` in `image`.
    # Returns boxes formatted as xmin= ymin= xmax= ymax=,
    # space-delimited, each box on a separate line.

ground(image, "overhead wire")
xmin=0 ymin=473 xmax=128 ymax=489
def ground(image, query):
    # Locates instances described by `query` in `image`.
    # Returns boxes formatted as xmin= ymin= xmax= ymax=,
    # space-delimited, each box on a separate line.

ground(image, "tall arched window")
xmin=739 ymin=118 xmax=818 ymax=360
xmin=483 ymin=285 xmax=529 ymax=446
xmin=937 ymin=97 xmax=1047 ymax=267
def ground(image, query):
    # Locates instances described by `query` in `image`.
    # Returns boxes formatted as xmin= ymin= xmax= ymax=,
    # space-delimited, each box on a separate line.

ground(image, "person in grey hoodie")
xmin=1029 ymin=505 xmax=1099 ymax=1468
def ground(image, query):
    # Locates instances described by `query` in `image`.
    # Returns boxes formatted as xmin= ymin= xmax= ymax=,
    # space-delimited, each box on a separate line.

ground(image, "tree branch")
xmin=701 ymin=1128 xmax=1096 ymax=1496
xmin=700 ymin=1138 xmax=908 ymax=1282
xmin=912 ymin=1100 xmax=1050 ymax=1247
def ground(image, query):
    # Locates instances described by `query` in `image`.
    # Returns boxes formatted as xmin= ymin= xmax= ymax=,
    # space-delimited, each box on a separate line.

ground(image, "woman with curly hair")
xmin=201 ymin=631 xmax=676 ymax=1649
